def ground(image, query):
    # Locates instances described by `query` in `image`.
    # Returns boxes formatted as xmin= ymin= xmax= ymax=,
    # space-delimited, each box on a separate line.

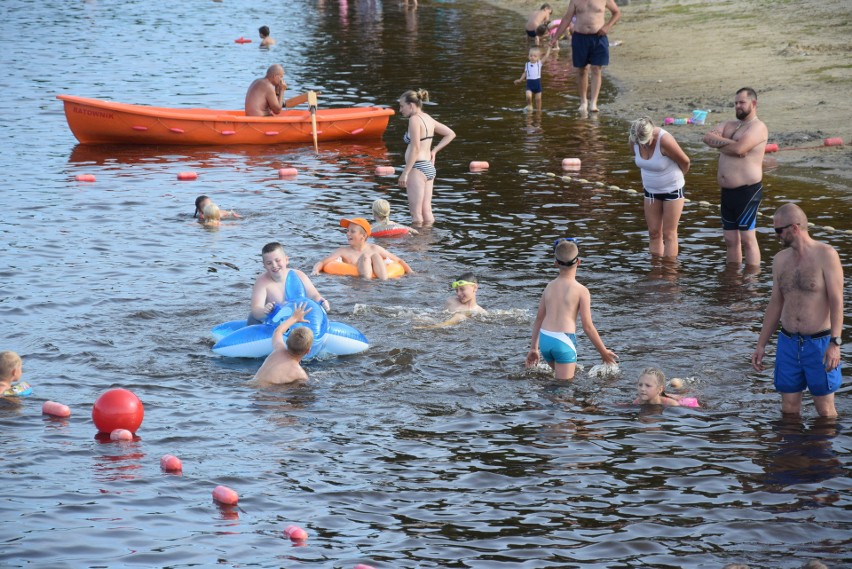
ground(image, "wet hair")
xmin=372 ymin=198 xmax=391 ymax=222
xmin=287 ymin=327 xmax=313 ymax=356
xmin=629 ymin=116 xmax=654 ymax=145
xmin=399 ymin=89 xmax=430 ymax=108
xmin=259 ymin=26 xmax=270 ymax=37
xmin=455 ymin=272 xmax=477 ymax=284
xmin=194 ymin=195 xmax=210 ymax=218
xmin=203 ymin=203 xmax=220 ymax=222
xmin=554 ymin=240 xmax=579 ymax=266
xmin=535 ymin=24 xmax=548 ymax=37
xmin=640 ymin=367 xmax=666 ymax=387
xmin=0 ymin=351 xmax=22 ymax=380
xmin=540 ymin=3 xmax=552 ymax=10
xmin=736 ymin=86 xmax=758 ymax=101
xmin=262 ymin=242 xmax=285 ymax=255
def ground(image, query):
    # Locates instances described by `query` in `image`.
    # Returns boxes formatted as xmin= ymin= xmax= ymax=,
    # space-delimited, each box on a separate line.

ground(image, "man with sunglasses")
xmin=751 ymin=204 xmax=844 ymax=418
xmin=526 ymin=238 xmax=618 ymax=380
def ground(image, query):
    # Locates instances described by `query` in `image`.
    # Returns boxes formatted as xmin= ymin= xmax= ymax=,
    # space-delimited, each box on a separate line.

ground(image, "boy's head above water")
xmin=340 ymin=217 xmax=372 ymax=237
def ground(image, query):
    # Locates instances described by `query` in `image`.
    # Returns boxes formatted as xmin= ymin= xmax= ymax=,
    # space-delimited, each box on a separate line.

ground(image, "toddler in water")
xmin=633 ymin=367 xmax=680 ymax=406
xmin=0 ymin=351 xmax=25 ymax=397
xmin=201 ymin=203 xmax=221 ymax=227
xmin=514 ymin=46 xmax=552 ymax=111
xmin=371 ymin=199 xmax=418 ymax=237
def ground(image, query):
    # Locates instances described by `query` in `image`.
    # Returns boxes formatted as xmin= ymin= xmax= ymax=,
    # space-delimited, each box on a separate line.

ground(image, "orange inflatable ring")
xmin=371 ymin=226 xmax=411 ymax=238
xmin=322 ymin=260 xmax=405 ymax=279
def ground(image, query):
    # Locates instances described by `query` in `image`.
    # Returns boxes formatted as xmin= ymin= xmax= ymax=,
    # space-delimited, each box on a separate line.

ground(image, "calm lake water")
xmin=1 ymin=0 xmax=850 ymax=568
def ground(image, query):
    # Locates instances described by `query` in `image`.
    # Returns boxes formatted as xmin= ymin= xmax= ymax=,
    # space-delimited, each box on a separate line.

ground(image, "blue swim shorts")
xmin=571 ymin=32 xmax=609 ymax=68
xmin=526 ymin=78 xmax=542 ymax=94
xmin=774 ymin=329 xmax=842 ymax=397
xmin=539 ymin=330 xmax=577 ymax=364
xmin=720 ymin=182 xmax=762 ymax=231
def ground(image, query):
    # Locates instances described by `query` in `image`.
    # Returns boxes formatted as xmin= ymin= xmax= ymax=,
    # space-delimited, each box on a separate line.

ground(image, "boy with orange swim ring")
xmin=249 ymin=303 xmax=313 ymax=386
xmin=311 ymin=218 xmax=413 ymax=280
xmin=249 ymin=242 xmax=330 ymax=325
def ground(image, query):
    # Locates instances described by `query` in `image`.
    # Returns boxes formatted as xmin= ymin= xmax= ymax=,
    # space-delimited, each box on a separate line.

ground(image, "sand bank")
xmin=485 ymin=0 xmax=852 ymax=184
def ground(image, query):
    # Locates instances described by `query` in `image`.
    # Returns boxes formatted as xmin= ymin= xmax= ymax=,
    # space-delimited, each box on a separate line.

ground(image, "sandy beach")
xmin=487 ymin=0 xmax=852 ymax=184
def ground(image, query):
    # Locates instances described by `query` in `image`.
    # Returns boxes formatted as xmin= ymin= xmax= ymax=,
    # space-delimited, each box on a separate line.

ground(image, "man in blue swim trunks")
xmin=703 ymin=87 xmax=769 ymax=266
xmin=526 ymin=239 xmax=618 ymax=380
xmin=752 ymin=204 xmax=844 ymax=418
xmin=549 ymin=0 xmax=621 ymax=114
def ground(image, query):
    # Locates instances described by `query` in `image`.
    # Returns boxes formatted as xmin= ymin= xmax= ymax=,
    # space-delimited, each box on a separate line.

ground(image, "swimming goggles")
xmin=451 ymin=280 xmax=476 ymax=289
xmin=553 ymin=237 xmax=579 ymax=266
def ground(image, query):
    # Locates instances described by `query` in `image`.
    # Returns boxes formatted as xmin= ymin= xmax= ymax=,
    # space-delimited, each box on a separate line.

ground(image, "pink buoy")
xmin=284 ymin=525 xmax=308 ymax=541
xmin=160 ymin=454 xmax=183 ymax=472
xmin=562 ymin=158 xmax=581 ymax=170
xmin=91 ymin=388 xmax=144 ymax=434
xmin=375 ymin=166 xmax=395 ymax=176
xmin=212 ymin=485 xmax=239 ymax=505
xmin=110 ymin=428 xmax=134 ymax=441
xmin=469 ymin=161 xmax=490 ymax=171
xmin=764 ymin=143 xmax=779 ymax=153
xmin=75 ymin=174 xmax=96 ymax=182
xmin=664 ymin=117 xmax=675 ymax=125
xmin=679 ymin=397 xmax=700 ymax=408
xmin=824 ymin=137 xmax=843 ymax=147
xmin=42 ymin=401 xmax=71 ymax=418
xmin=278 ymin=167 xmax=298 ymax=178
xmin=177 ymin=171 xmax=198 ymax=181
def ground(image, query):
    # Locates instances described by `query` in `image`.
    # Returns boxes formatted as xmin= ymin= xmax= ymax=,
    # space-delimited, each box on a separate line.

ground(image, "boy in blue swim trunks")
xmin=751 ymin=204 xmax=844 ymax=418
xmin=526 ymin=239 xmax=618 ymax=380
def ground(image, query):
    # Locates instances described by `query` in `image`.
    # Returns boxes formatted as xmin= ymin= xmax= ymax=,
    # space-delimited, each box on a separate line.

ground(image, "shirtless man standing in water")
xmin=549 ymin=0 xmax=621 ymax=115
xmin=703 ymin=87 xmax=768 ymax=266
xmin=245 ymin=64 xmax=286 ymax=117
xmin=751 ymin=204 xmax=844 ymax=418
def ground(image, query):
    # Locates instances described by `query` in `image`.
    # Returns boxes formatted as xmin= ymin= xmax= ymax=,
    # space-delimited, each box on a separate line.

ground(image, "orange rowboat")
xmin=57 ymin=94 xmax=394 ymax=146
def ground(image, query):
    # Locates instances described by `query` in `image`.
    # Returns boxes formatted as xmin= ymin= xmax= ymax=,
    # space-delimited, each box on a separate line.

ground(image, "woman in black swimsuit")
xmin=397 ymin=89 xmax=456 ymax=226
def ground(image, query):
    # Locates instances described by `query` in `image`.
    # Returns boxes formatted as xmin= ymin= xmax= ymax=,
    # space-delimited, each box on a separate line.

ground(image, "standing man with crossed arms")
xmin=550 ymin=0 xmax=621 ymax=115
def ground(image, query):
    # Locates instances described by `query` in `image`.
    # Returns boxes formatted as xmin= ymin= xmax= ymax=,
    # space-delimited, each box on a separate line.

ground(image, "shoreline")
xmin=482 ymin=0 xmax=852 ymax=186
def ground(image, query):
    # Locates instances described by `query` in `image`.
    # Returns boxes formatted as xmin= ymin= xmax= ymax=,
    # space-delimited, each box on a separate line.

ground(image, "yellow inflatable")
xmin=321 ymin=260 xmax=405 ymax=279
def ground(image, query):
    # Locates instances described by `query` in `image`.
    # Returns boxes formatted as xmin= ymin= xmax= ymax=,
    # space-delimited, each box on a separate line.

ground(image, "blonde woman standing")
xmin=397 ymin=89 xmax=456 ymax=226
xmin=629 ymin=116 xmax=690 ymax=258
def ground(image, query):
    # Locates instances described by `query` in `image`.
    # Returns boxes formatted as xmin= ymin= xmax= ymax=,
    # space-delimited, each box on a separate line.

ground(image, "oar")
xmin=308 ymin=90 xmax=319 ymax=153
xmin=284 ymin=91 xmax=322 ymax=108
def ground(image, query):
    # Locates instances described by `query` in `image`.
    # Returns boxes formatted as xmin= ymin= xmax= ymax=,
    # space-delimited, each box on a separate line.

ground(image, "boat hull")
xmin=57 ymin=95 xmax=394 ymax=145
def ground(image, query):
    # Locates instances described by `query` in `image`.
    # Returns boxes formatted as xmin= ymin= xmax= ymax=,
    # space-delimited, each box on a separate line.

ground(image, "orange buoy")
xmin=110 ymin=428 xmax=134 ymax=441
xmin=764 ymin=143 xmax=779 ymax=153
xmin=160 ymin=454 xmax=183 ymax=472
xmin=278 ymin=167 xmax=298 ymax=178
xmin=562 ymin=158 xmax=582 ymax=170
xmin=42 ymin=401 xmax=71 ymax=418
xmin=284 ymin=525 xmax=308 ymax=541
xmin=213 ymin=485 xmax=239 ymax=505
xmin=469 ymin=161 xmax=490 ymax=171
xmin=75 ymin=174 xmax=96 ymax=182
xmin=375 ymin=166 xmax=395 ymax=176
xmin=177 ymin=171 xmax=198 ymax=181
xmin=824 ymin=137 xmax=843 ymax=147
xmin=234 ymin=37 xmax=252 ymax=44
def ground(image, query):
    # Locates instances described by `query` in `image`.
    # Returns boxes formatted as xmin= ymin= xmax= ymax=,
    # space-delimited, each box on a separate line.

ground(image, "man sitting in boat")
xmin=245 ymin=64 xmax=287 ymax=116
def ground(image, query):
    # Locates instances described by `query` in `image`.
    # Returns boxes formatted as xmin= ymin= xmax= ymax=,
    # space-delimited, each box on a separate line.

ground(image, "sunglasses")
xmin=774 ymin=223 xmax=798 ymax=234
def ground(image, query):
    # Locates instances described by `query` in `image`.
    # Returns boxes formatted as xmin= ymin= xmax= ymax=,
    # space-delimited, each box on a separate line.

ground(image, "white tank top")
xmin=633 ymin=128 xmax=685 ymax=194
xmin=525 ymin=61 xmax=542 ymax=81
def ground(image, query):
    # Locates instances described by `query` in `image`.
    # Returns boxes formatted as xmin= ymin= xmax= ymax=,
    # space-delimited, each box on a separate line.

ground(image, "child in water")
xmin=194 ymin=195 xmax=240 ymax=221
xmin=201 ymin=203 xmax=220 ymax=227
xmin=514 ymin=46 xmax=552 ymax=111
xmin=526 ymin=238 xmax=617 ymax=380
xmin=250 ymin=302 xmax=313 ymax=386
xmin=419 ymin=273 xmax=487 ymax=328
xmin=259 ymin=25 xmax=276 ymax=48
xmin=633 ymin=367 xmax=680 ymax=406
xmin=312 ymin=218 xmax=413 ymax=280
xmin=525 ymin=3 xmax=552 ymax=46
xmin=249 ymin=242 xmax=329 ymax=325
xmin=371 ymin=199 xmax=419 ymax=237
xmin=0 ymin=351 xmax=23 ymax=396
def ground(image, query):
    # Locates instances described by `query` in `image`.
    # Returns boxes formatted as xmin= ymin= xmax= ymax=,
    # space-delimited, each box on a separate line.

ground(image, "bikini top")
xmin=403 ymin=115 xmax=433 ymax=145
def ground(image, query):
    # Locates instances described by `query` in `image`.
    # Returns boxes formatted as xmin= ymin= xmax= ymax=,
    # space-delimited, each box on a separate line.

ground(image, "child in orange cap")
xmin=311 ymin=218 xmax=413 ymax=280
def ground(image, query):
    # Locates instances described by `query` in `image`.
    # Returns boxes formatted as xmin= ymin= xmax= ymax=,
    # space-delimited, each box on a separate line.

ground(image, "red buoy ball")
xmin=75 ymin=174 xmax=97 ymax=182
xmin=824 ymin=137 xmax=843 ymax=147
xmin=284 ymin=525 xmax=308 ymax=541
xmin=213 ymin=485 xmax=239 ymax=505
xmin=110 ymin=428 xmax=134 ymax=441
xmin=278 ymin=167 xmax=298 ymax=178
xmin=764 ymin=143 xmax=779 ymax=153
xmin=92 ymin=388 xmax=144 ymax=434
xmin=160 ymin=454 xmax=183 ymax=472
xmin=177 ymin=171 xmax=198 ymax=181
